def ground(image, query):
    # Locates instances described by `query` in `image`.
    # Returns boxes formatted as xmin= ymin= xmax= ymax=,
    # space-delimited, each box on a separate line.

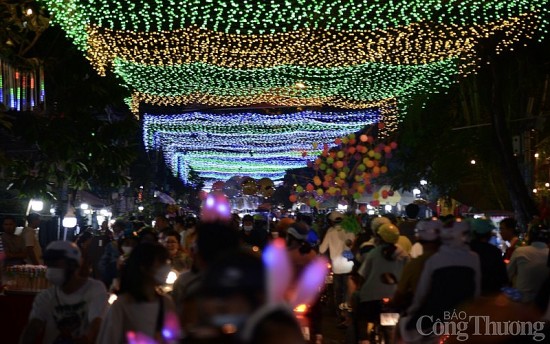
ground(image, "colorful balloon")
xmin=258 ymin=178 xmax=275 ymax=197
xmin=313 ymin=176 xmax=322 ymax=186
xmin=211 ymin=180 xmax=225 ymax=192
xmin=241 ymin=177 xmax=258 ymax=195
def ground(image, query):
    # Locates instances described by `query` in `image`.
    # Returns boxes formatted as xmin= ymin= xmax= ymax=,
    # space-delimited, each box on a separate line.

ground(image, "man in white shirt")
xmin=20 ymin=241 xmax=108 ymax=344
xmin=508 ymin=225 xmax=550 ymax=303
xmin=22 ymin=213 xmax=42 ymax=265
xmin=319 ymin=211 xmax=355 ymax=319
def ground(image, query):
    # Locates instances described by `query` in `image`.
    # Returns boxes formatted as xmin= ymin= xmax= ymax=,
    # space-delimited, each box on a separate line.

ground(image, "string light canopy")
xmin=142 ymin=109 xmax=389 ymax=181
xmin=174 ymin=154 xmax=308 ymax=181
xmin=115 ymin=58 xmax=458 ymax=101
xmin=40 ymin=0 xmax=548 ymax=113
xmin=87 ymin=15 xmax=539 ymax=74
xmin=38 ymin=0 xmax=548 ymax=184
xmin=40 ymin=0 xmax=549 ymax=36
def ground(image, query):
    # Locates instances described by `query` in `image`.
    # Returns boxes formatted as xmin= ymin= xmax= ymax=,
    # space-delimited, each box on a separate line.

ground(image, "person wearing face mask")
xmin=96 ymin=242 xmax=178 ymax=344
xmin=20 ymin=241 xmax=108 ymax=344
xmin=108 ymin=230 xmax=140 ymax=292
xmin=98 ymin=220 xmax=128 ymax=288
xmin=239 ymin=215 xmax=268 ymax=250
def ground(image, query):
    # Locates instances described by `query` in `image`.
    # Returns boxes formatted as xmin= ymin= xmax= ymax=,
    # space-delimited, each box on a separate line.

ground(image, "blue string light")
xmin=143 ymin=109 xmax=384 ymax=181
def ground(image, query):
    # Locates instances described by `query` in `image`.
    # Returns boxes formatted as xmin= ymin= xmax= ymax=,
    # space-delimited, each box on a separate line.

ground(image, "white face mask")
xmin=121 ymin=246 xmax=133 ymax=255
xmin=46 ymin=267 xmax=66 ymax=286
xmin=154 ymin=264 xmax=172 ymax=285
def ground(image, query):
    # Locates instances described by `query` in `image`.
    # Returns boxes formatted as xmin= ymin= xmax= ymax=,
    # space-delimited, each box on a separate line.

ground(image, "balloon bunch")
xmin=289 ymin=122 xmax=398 ymax=207
xmin=211 ymin=177 xmax=275 ymax=198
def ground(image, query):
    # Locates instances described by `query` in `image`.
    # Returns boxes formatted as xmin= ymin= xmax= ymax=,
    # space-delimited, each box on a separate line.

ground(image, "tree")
xmin=1 ymin=18 xmax=138 ymax=217
xmin=388 ymin=39 xmax=550 ymax=228
xmin=6 ymin=111 xmax=138 ymax=200
xmin=0 ymin=0 xmax=49 ymax=65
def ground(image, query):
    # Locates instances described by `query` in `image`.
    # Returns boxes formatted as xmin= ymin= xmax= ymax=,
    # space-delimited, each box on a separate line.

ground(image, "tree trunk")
xmin=490 ymin=62 xmax=538 ymax=230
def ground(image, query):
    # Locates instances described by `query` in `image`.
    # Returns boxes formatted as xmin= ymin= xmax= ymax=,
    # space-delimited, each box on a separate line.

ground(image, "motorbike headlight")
xmin=108 ymin=294 xmax=118 ymax=305
xmin=165 ymin=270 xmax=178 ymax=285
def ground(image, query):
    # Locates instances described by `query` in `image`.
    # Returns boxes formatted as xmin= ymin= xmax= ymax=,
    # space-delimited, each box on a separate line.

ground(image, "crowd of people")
xmin=1 ymin=206 xmax=550 ymax=344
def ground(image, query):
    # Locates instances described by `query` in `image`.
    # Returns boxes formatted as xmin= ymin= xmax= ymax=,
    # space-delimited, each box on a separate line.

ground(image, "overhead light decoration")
xmin=86 ymin=16 xmax=538 ymax=75
xmin=114 ymin=58 xmax=458 ymax=100
xmin=130 ymin=93 xmax=396 ymax=115
xmin=40 ymin=0 xmax=549 ymax=37
xmin=39 ymin=0 xmax=549 ymax=183
xmin=40 ymin=0 xmax=548 ymax=109
xmin=142 ymin=109 xmax=387 ymax=181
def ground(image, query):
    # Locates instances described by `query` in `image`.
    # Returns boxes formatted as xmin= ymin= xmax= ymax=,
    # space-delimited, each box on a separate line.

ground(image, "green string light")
xmin=114 ymin=58 xmax=458 ymax=103
xmin=40 ymin=0 xmax=549 ymax=35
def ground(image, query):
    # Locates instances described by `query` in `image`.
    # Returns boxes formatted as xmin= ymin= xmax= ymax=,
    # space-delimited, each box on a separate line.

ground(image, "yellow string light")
xmin=131 ymin=92 xmax=398 ymax=114
xmin=87 ymin=13 xmax=540 ymax=75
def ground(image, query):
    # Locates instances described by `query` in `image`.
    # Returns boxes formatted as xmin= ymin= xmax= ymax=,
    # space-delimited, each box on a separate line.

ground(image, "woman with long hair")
xmin=96 ymin=242 xmax=178 ymax=343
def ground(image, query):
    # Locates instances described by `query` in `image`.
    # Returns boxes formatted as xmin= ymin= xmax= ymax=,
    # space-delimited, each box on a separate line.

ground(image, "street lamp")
xmin=62 ymin=207 xmax=77 ymax=228
xmin=30 ymin=199 xmax=44 ymax=212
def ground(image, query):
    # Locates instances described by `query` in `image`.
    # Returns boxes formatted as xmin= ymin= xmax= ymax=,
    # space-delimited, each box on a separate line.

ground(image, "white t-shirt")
xmin=29 ymin=278 xmax=108 ymax=344
xmin=319 ymin=225 xmax=355 ymax=274
xmin=508 ymin=242 xmax=550 ymax=302
xmin=96 ymin=293 xmax=175 ymax=344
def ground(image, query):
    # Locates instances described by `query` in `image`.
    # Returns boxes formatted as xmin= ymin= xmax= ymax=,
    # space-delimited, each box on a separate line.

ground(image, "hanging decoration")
xmin=288 ymin=123 xmax=397 ymax=207
xmin=142 ymin=109 xmax=387 ymax=181
xmin=87 ymin=16 xmax=538 ymax=74
xmin=131 ymin=93 xmax=396 ymax=115
xmin=38 ymin=0 xmax=550 ymax=185
xmin=0 ymin=58 xmax=46 ymax=112
xmin=41 ymin=0 xmax=549 ymax=39
xmin=116 ymin=58 xmax=458 ymax=109
xmin=39 ymin=0 xmax=549 ymax=112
